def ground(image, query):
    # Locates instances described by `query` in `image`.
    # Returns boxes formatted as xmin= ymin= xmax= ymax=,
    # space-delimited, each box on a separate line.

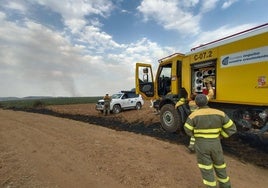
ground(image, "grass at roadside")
xmin=0 ymin=96 xmax=102 ymax=109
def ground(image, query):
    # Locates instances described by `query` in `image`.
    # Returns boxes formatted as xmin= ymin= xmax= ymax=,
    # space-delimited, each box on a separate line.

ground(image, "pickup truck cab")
xmin=96 ymin=91 xmax=144 ymax=114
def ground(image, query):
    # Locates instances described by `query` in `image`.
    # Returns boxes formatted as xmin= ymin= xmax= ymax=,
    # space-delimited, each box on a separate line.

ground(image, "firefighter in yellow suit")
xmin=184 ymin=94 xmax=237 ymax=188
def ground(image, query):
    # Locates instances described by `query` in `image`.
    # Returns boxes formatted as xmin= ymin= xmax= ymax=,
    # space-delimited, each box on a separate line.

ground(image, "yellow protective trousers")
xmin=195 ymin=138 xmax=231 ymax=188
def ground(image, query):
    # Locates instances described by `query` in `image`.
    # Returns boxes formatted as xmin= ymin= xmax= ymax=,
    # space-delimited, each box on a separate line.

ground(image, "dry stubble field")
xmin=1 ymin=101 xmax=268 ymax=188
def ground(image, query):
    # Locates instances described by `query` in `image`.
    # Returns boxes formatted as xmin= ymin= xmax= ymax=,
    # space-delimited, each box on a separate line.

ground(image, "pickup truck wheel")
xmin=112 ymin=104 xmax=121 ymax=114
xmin=160 ymin=104 xmax=182 ymax=133
xmin=135 ymin=102 xmax=142 ymax=110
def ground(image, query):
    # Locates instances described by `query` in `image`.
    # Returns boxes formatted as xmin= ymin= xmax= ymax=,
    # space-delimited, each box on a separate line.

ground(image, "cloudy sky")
xmin=0 ymin=0 xmax=267 ymax=97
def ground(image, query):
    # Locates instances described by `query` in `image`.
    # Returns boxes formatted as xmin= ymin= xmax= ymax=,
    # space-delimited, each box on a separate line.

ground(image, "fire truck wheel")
xmin=160 ymin=104 xmax=182 ymax=133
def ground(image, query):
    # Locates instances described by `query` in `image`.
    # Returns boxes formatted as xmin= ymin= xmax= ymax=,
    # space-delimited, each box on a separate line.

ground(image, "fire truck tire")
xmin=160 ymin=104 xmax=182 ymax=133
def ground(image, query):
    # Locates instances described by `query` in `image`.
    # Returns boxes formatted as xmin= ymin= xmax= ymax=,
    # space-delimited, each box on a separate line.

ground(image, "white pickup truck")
xmin=95 ymin=91 xmax=144 ymax=114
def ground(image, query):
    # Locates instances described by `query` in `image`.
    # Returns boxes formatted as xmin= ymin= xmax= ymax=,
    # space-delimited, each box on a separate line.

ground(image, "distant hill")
xmin=0 ymin=96 xmax=53 ymax=101
xmin=0 ymin=97 xmax=20 ymax=101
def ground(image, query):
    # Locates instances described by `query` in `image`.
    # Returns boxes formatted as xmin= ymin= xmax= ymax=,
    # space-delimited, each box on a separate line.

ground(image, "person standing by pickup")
xmin=103 ymin=94 xmax=111 ymax=115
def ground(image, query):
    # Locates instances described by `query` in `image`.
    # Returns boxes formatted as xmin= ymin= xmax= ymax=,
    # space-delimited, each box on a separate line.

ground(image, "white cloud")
xmin=0 ymin=14 xmax=94 ymax=97
xmin=4 ymin=1 xmax=27 ymax=12
xmin=35 ymin=0 xmax=114 ymax=34
xmin=181 ymin=0 xmax=199 ymax=8
xmin=65 ymin=18 xmax=87 ymax=34
xmin=200 ymin=0 xmax=219 ymax=13
xmin=80 ymin=25 xmax=123 ymax=52
xmin=137 ymin=0 xmax=201 ymax=34
xmin=222 ymin=0 xmax=239 ymax=9
xmin=0 ymin=8 xmax=174 ymax=97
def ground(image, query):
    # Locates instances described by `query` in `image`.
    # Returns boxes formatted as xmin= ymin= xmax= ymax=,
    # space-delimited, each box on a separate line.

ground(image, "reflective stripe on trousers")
xmin=195 ymin=139 xmax=231 ymax=188
xmin=189 ymin=136 xmax=195 ymax=146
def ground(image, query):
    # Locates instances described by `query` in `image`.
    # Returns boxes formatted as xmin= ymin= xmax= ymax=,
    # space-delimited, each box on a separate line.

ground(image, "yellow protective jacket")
xmin=184 ymin=106 xmax=237 ymax=139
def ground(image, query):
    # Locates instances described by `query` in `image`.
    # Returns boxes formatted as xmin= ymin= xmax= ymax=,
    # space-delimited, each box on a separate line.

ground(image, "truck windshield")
xmin=112 ymin=94 xmax=122 ymax=99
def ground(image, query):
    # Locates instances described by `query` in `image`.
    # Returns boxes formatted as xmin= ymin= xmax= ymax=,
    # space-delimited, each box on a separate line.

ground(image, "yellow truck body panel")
xmin=187 ymin=28 xmax=268 ymax=106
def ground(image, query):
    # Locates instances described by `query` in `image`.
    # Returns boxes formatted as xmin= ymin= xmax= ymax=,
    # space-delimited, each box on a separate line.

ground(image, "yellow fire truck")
xmin=135 ymin=23 xmax=268 ymax=136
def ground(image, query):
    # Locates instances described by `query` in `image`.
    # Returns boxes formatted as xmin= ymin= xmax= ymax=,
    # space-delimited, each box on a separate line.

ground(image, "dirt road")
xmin=1 ymin=105 xmax=268 ymax=188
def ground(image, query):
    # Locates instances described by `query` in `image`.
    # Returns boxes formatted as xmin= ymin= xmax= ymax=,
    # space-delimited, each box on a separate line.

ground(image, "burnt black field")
xmin=6 ymin=107 xmax=268 ymax=169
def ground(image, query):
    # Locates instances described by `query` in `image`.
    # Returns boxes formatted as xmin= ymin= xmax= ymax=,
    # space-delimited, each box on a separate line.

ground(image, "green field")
xmin=0 ymin=97 xmax=102 ymax=109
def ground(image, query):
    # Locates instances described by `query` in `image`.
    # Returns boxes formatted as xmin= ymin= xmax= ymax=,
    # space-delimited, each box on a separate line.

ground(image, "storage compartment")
xmin=191 ymin=60 xmax=216 ymax=97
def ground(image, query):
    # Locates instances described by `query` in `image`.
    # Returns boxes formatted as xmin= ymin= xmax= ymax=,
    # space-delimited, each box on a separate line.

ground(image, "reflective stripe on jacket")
xmin=184 ymin=106 xmax=237 ymax=139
